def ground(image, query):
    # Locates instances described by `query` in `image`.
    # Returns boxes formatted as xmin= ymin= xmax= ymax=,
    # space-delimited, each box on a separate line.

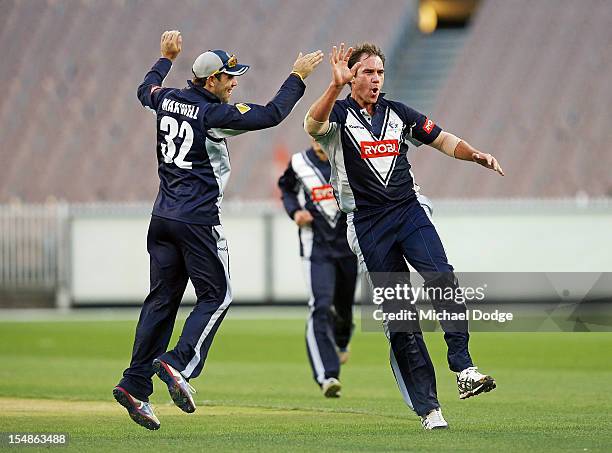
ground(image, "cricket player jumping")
xmin=278 ymin=140 xmax=436 ymax=399
xmin=305 ymin=43 xmax=502 ymax=430
xmin=113 ymin=30 xmax=323 ymax=430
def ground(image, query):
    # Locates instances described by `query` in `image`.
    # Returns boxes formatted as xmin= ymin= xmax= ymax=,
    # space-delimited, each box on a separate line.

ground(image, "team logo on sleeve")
xmin=235 ymin=103 xmax=251 ymax=114
xmin=311 ymin=184 xmax=335 ymax=202
xmin=360 ymin=139 xmax=400 ymax=159
xmin=422 ymin=117 xmax=435 ymax=134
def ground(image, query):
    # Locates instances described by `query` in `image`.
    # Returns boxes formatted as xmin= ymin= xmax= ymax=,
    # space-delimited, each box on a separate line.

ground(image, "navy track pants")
xmin=347 ymin=198 xmax=473 ymax=416
xmin=118 ymin=216 xmax=231 ymax=401
xmin=303 ymin=251 xmax=358 ymax=384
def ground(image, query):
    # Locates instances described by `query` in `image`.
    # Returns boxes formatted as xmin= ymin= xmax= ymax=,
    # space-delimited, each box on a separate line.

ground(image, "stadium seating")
xmin=0 ymin=0 xmax=415 ymax=202
xmin=1 ymin=0 xmax=610 ymax=202
xmin=411 ymin=0 xmax=612 ymax=198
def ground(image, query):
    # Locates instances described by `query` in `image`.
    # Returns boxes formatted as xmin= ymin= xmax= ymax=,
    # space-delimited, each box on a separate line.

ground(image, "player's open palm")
xmin=330 ymin=43 xmax=360 ymax=88
xmin=292 ymin=51 xmax=325 ymax=80
xmin=473 ymin=152 xmax=505 ymax=176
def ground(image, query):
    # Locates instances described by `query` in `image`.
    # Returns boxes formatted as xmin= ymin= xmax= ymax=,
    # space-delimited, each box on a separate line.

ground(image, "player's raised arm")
xmin=305 ymin=43 xmax=362 ymax=136
xmin=137 ymin=30 xmax=182 ymax=110
xmin=430 ymin=132 xmax=505 ymax=176
xmin=204 ymin=50 xmax=323 ymax=131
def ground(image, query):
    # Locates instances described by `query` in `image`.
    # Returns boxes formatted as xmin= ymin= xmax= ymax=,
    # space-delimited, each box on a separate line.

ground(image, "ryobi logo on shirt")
xmin=360 ymin=139 xmax=400 ymax=159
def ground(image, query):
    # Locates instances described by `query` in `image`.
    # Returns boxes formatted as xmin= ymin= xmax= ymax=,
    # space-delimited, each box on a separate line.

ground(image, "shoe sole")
xmin=152 ymin=360 xmax=196 ymax=413
xmin=423 ymin=424 xmax=450 ymax=430
xmin=112 ymin=387 xmax=160 ymax=430
xmin=323 ymin=382 xmax=342 ymax=398
xmin=459 ymin=376 xmax=497 ymax=400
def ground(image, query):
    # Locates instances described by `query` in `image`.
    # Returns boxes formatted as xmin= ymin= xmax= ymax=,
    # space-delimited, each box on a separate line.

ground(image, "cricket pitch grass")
xmin=1 ymin=312 xmax=611 ymax=451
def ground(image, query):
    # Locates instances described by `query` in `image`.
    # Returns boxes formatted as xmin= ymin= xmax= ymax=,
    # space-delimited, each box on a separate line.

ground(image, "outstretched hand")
xmin=330 ymin=43 xmax=361 ymax=88
xmin=292 ymin=50 xmax=325 ymax=80
xmin=161 ymin=30 xmax=182 ymax=61
xmin=473 ymin=152 xmax=505 ymax=176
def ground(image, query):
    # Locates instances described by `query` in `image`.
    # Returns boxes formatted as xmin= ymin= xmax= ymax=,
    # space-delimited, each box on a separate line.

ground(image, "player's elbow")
xmin=269 ymin=115 xmax=284 ymax=128
xmin=432 ymin=131 xmax=461 ymax=157
xmin=137 ymin=83 xmax=147 ymax=98
xmin=136 ymin=83 xmax=149 ymax=105
xmin=304 ymin=121 xmax=317 ymax=137
xmin=260 ymin=103 xmax=286 ymax=128
xmin=304 ymin=110 xmax=329 ymax=137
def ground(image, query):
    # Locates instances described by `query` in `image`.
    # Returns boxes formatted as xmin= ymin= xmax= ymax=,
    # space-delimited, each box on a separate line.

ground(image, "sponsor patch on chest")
xmin=360 ymin=139 xmax=400 ymax=159
xmin=311 ymin=184 xmax=335 ymax=202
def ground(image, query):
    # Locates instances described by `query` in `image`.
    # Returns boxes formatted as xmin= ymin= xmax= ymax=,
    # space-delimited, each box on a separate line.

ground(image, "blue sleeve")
xmin=137 ymin=58 xmax=174 ymax=110
xmin=329 ymin=102 xmax=344 ymax=124
xmin=277 ymin=161 xmax=301 ymax=219
xmin=204 ymin=74 xmax=306 ymax=131
xmin=391 ymin=101 xmax=442 ymax=145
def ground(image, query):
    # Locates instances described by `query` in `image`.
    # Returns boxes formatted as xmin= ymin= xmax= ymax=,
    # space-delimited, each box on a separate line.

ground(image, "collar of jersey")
xmin=187 ymin=80 xmax=221 ymax=102
xmin=345 ymin=92 xmax=386 ymax=114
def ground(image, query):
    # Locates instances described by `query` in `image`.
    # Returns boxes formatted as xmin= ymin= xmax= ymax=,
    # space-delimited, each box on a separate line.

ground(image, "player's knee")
xmin=424 ymin=271 xmax=459 ymax=293
xmin=310 ymin=302 xmax=334 ymax=320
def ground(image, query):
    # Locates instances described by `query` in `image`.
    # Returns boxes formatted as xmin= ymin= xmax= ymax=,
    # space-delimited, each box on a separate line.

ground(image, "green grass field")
xmin=1 ymin=311 xmax=612 ymax=452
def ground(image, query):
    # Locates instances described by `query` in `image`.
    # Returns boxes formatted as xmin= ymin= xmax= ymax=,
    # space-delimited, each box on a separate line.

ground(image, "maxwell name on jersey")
xmin=161 ymin=98 xmax=199 ymax=120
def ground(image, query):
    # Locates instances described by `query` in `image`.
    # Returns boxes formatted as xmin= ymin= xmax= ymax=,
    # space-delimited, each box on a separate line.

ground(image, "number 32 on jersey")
xmin=159 ymin=115 xmax=193 ymax=169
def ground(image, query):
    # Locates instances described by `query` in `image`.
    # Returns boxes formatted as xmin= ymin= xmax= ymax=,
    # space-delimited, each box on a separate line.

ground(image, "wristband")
xmin=290 ymin=71 xmax=305 ymax=82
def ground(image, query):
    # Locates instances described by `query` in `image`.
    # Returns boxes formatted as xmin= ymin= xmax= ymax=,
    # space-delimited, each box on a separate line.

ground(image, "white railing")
xmin=0 ymin=203 xmax=68 ymax=291
xmin=1 ymin=198 xmax=611 ymax=308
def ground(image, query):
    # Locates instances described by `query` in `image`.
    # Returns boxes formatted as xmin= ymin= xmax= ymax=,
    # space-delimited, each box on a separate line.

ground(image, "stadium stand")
xmin=1 ymin=0 xmax=610 ymax=202
xmin=0 ymin=0 xmax=415 ymax=203
xmin=386 ymin=28 xmax=469 ymax=115
xmin=410 ymin=0 xmax=612 ymax=198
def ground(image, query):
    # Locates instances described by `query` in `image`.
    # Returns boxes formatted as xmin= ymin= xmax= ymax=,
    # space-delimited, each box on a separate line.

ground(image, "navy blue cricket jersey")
xmin=138 ymin=58 xmax=306 ymax=225
xmin=313 ymin=94 xmax=441 ymax=213
xmin=278 ymin=148 xmax=353 ymax=258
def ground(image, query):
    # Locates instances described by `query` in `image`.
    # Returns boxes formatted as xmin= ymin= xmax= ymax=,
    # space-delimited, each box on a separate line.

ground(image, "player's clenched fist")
xmin=293 ymin=210 xmax=314 ymax=227
xmin=160 ymin=30 xmax=182 ymax=61
xmin=292 ymin=50 xmax=324 ymax=80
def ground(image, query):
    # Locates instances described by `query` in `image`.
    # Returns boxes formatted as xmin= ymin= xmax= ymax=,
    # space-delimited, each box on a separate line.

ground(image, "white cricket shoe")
xmin=421 ymin=408 xmax=449 ymax=430
xmin=456 ymin=366 xmax=496 ymax=399
xmin=321 ymin=377 xmax=341 ymax=398
xmin=153 ymin=359 xmax=197 ymax=413
xmin=113 ymin=386 xmax=161 ymax=430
